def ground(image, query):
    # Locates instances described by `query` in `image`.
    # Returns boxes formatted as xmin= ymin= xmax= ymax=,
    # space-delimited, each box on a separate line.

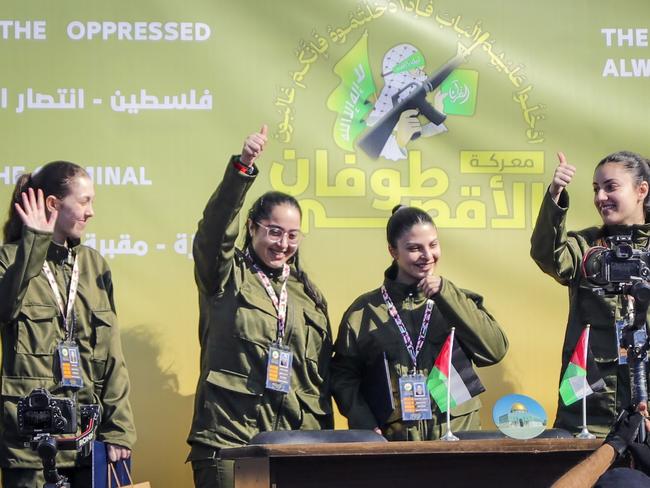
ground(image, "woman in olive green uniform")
xmin=0 ymin=162 xmax=135 ymax=487
xmin=331 ymin=206 xmax=508 ymax=440
xmin=531 ymin=151 xmax=650 ymax=436
xmin=187 ymin=126 xmax=333 ymax=488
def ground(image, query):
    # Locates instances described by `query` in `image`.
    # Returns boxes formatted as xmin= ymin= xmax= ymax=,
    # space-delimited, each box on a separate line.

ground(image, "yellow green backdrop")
xmin=2 ymin=0 xmax=650 ymax=485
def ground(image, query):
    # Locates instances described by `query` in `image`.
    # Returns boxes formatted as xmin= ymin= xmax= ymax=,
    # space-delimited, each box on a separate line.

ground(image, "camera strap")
xmin=42 ymin=252 xmax=80 ymax=340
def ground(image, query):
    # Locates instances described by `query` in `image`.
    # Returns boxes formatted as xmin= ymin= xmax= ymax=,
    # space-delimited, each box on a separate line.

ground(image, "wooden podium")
xmin=221 ymin=438 xmax=602 ymax=488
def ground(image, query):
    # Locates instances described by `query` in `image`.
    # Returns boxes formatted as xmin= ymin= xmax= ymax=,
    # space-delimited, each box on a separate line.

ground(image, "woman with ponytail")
xmin=531 ymin=150 xmax=650 ymax=436
xmin=0 ymin=162 xmax=135 ymax=487
xmin=331 ymin=205 xmax=507 ymax=440
xmin=187 ymin=127 xmax=332 ymax=488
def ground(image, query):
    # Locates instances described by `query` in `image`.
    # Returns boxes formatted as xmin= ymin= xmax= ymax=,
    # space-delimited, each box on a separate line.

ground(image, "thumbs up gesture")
xmin=549 ymin=151 xmax=576 ymax=203
xmin=241 ymin=125 xmax=268 ymax=166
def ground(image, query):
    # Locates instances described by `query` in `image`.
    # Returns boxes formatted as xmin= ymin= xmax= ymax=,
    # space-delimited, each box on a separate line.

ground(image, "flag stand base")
xmin=575 ymin=427 xmax=596 ymax=439
xmin=440 ymin=429 xmax=459 ymax=441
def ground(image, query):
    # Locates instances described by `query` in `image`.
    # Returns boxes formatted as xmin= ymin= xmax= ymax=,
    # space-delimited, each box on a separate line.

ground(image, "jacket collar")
xmin=245 ymin=246 xmax=291 ymax=280
xmin=47 ymin=238 xmax=80 ymax=263
xmin=382 ymin=266 xmax=427 ymax=302
xmin=602 ymin=223 xmax=650 ymax=246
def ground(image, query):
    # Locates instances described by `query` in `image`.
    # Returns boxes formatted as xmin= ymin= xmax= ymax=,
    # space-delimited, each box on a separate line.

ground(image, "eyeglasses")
xmin=255 ymin=222 xmax=304 ymax=245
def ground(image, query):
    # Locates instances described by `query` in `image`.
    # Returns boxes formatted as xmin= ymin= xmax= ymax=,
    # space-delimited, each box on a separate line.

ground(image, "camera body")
xmin=17 ymin=388 xmax=77 ymax=435
xmin=583 ymin=235 xmax=650 ymax=293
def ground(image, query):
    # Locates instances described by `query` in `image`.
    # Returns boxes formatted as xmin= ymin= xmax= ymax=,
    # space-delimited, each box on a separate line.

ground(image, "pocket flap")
xmin=205 ymin=369 xmax=262 ymax=396
xmin=91 ymin=309 xmax=114 ymax=327
xmin=1 ymin=376 xmax=58 ymax=397
xmin=303 ymin=308 xmax=329 ymax=336
xmin=20 ymin=305 xmax=58 ymax=321
xmin=295 ymin=389 xmax=332 ymax=416
xmin=239 ymin=281 xmax=277 ymax=318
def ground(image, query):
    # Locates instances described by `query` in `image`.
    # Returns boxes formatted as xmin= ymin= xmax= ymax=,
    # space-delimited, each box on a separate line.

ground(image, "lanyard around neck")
xmin=245 ymin=249 xmax=291 ymax=342
xmin=42 ymin=252 xmax=79 ymax=340
xmin=381 ymin=285 xmax=433 ymax=368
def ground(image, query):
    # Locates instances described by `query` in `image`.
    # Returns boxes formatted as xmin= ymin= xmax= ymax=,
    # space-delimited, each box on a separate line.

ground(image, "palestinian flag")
xmin=427 ymin=331 xmax=485 ymax=413
xmin=559 ymin=326 xmax=606 ymax=406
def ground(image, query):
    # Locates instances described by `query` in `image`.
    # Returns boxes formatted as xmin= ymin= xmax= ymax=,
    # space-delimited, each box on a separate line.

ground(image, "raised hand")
xmin=14 ymin=188 xmax=57 ymax=233
xmin=418 ymin=274 xmax=442 ymax=297
xmin=549 ymin=151 xmax=576 ymax=203
xmin=240 ymin=125 xmax=269 ymax=166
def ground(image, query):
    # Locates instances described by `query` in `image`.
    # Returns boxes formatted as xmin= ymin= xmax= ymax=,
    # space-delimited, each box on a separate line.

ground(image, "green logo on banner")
xmin=440 ymin=69 xmax=479 ymax=116
xmin=391 ymin=52 xmax=425 ymax=74
xmin=326 ymin=31 xmax=377 ymax=152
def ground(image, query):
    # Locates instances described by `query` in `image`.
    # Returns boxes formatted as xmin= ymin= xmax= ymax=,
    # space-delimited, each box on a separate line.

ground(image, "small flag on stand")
xmin=559 ymin=327 xmax=605 ymax=406
xmin=427 ymin=332 xmax=485 ymax=413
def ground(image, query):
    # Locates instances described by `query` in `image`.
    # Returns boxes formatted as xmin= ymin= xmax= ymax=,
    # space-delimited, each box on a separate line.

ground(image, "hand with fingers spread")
xmin=418 ymin=274 xmax=442 ymax=297
xmin=14 ymin=188 xmax=57 ymax=234
xmin=549 ymin=151 xmax=576 ymax=203
xmin=240 ymin=125 xmax=269 ymax=167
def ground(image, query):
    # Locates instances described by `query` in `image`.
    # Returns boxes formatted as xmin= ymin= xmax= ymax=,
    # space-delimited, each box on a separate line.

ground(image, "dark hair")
xmin=385 ymin=205 xmax=436 ymax=278
xmin=596 ymin=150 xmax=650 ymax=216
xmin=386 ymin=204 xmax=435 ymax=248
xmin=244 ymin=191 xmax=328 ymax=315
xmin=2 ymin=161 xmax=89 ymax=243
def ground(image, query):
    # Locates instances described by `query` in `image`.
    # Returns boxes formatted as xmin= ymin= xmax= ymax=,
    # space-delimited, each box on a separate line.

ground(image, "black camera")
xmin=17 ymin=389 xmax=77 ymax=435
xmin=583 ymin=235 xmax=650 ymax=292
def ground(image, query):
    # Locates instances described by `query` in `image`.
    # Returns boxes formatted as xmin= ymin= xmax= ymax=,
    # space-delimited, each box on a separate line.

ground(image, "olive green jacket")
xmin=187 ymin=158 xmax=333 ymax=457
xmin=331 ymin=270 xmax=508 ymax=441
xmin=0 ymin=228 xmax=136 ymax=468
xmin=531 ymin=190 xmax=650 ymax=436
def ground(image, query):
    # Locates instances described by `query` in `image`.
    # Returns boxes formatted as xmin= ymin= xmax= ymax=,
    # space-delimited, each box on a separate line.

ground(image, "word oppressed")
xmin=0 ymin=20 xmax=211 ymax=41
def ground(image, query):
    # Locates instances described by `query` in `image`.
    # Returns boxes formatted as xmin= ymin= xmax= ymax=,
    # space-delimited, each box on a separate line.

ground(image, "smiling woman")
xmin=0 ymin=161 xmax=135 ymax=487
xmin=331 ymin=205 xmax=508 ymax=441
xmin=187 ymin=127 xmax=333 ymax=488
xmin=531 ymin=150 xmax=650 ymax=436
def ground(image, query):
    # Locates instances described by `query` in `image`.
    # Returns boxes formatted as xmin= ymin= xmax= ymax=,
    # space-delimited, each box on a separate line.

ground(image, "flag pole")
xmin=441 ymin=328 xmax=459 ymax=441
xmin=577 ymin=325 xmax=596 ymax=439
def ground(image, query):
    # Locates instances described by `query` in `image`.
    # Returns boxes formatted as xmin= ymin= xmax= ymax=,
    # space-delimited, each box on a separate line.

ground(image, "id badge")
xmin=399 ymin=374 xmax=432 ymax=421
xmin=266 ymin=344 xmax=293 ymax=393
xmin=616 ymin=319 xmax=649 ymax=365
xmin=57 ymin=341 xmax=83 ymax=388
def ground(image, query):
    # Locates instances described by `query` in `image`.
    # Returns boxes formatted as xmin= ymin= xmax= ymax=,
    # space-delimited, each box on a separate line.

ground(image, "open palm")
xmin=14 ymin=188 xmax=57 ymax=233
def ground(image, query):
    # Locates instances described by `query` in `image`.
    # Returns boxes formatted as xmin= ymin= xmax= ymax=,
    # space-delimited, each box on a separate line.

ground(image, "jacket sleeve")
xmin=330 ymin=314 xmax=380 ymax=430
xmin=0 ymin=227 xmax=52 ymax=324
xmin=435 ymin=279 xmax=509 ymax=366
xmin=95 ymin=266 xmax=137 ymax=449
xmin=193 ymin=156 xmax=257 ymax=297
xmin=530 ymin=189 xmax=583 ymax=285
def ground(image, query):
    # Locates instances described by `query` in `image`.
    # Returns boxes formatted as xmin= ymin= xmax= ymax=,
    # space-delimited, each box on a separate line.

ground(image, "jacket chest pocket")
xmin=90 ymin=309 xmax=114 ymax=360
xmin=235 ymin=281 xmax=278 ymax=344
xmin=90 ymin=309 xmax=114 ymax=383
xmin=303 ymin=309 xmax=330 ymax=362
xmin=17 ymin=305 xmax=61 ymax=355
